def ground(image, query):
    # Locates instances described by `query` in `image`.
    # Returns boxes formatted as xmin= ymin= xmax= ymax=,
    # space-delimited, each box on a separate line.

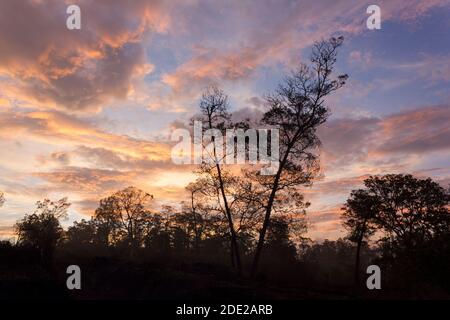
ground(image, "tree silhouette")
xmin=66 ymin=218 xmax=98 ymax=246
xmin=342 ymin=189 xmax=378 ymax=287
xmin=183 ymin=180 xmax=215 ymax=250
xmin=342 ymin=174 xmax=450 ymax=288
xmin=143 ymin=210 xmax=171 ymax=254
xmin=250 ymin=37 xmax=348 ymax=277
xmin=5 ymin=172 xmax=450 ymax=298
xmin=15 ymin=198 xmax=70 ymax=266
xmin=265 ymin=216 xmax=298 ymax=263
xmin=193 ymin=86 xmax=243 ymax=274
xmin=363 ymin=174 xmax=450 ymax=248
xmin=94 ymin=186 xmax=153 ymax=254
xmin=94 ymin=195 xmax=122 ymax=246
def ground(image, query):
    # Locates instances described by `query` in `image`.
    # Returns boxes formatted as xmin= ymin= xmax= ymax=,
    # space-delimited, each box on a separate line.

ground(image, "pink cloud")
xmin=0 ymin=0 xmax=169 ymax=112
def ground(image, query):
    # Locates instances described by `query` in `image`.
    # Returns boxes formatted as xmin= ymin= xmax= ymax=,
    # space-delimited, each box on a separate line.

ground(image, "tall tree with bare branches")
xmin=193 ymin=86 xmax=243 ymax=274
xmin=250 ymin=37 xmax=348 ymax=277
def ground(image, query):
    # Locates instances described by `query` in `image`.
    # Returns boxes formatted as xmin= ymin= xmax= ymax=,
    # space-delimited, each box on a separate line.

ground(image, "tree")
xmin=143 ymin=211 xmax=171 ymax=254
xmin=250 ymin=37 xmax=348 ymax=276
xmin=66 ymin=218 xmax=98 ymax=246
xmin=193 ymin=86 xmax=243 ymax=274
xmin=264 ymin=216 xmax=298 ymax=263
xmin=342 ymin=189 xmax=378 ymax=286
xmin=182 ymin=180 xmax=212 ymax=250
xmin=94 ymin=187 xmax=153 ymax=253
xmin=15 ymin=198 xmax=70 ymax=266
xmin=362 ymin=174 xmax=450 ymax=248
xmin=343 ymin=174 xmax=450 ymax=289
xmin=94 ymin=195 xmax=122 ymax=246
xmin=299 ymin=239 xmax=356 ymax=287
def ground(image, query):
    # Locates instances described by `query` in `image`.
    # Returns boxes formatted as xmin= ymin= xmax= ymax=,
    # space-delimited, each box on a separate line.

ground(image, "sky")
xmin=0 ymin=0 xmax=449 ymax=240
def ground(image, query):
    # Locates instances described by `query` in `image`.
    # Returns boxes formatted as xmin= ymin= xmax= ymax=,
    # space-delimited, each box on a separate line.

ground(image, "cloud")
xmin=319 ymin=105 xmax=450 ymax=171
xmin=73 ymin=145 xmax=177 ymax=171
xmin=0 ymin=225 xmax=15 ymax=239
xmin=376 ymin=105 xmax=450 ymax=154
xmin=34 ymin=166 xmax=137 ymax=193
xmin=0 ymin=0 xmax=169 ymax=112
xmin=306 ymin=205 xmax=346 ymax=241
xmin=349 ymin=50 xmax=373 ymax=67
xmin=392 ymin=54 xmax=450 ymax=84
xmin=319 ymin=117 xmax=379 ymax=169
xmin=245 ymin=97 xmax=266 ymax=108
xmin=37 ymin=151 xmax=71 ymax=166
xmin=0 ymin=110 xmax=172 ymax=160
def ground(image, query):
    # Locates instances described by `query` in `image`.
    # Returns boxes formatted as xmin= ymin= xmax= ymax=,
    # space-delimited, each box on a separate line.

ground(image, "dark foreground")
xmin=2 ymin=245 xmax=450 ymax=300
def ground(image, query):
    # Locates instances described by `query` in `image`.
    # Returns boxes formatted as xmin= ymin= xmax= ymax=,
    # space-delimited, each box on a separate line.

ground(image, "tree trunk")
xmin=209 ymin=124 xmax=242 ymax=275
xmin=354 ymin=218 xmax=367 ymax=290
xmin=230 ymin=239 xmax=236 ymax=268
xmin=251 ymin=145 xmax=290 ymax=278
xmin=217 ymin=164 xmax=242 ymax=274
xmin=354 ymin=237 xmax=362 ymax=286
xmin=250 ymin=189 xmax=276 ymax=278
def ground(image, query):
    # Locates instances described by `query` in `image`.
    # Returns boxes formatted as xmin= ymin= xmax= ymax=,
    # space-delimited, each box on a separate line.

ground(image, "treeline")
xmin=5 ymin=173 xmax=450 ymax=296
xmin=12 ymin=186 xmax=305 ymax=274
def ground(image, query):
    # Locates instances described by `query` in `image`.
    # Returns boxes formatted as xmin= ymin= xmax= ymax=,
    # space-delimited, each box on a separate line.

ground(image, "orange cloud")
xmin=0 ymin=110 xmax=172 ymax=160
xmin=0 ymin=0 xmax=169 ymax=112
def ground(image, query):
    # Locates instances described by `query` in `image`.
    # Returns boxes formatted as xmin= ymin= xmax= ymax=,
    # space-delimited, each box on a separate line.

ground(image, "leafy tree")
xmin=94 ymin=195 xmax=122 ymax=246
xmin=364 ymin=174 xmax=450 ymax=248
xmin=343 ymin=174 xmax=450 ymax=288
xmin=251 ymin=37 xmax=348 ymax=276
xmin=15 ymin=198 xmax=70 ymax=266
xmin=143 ymin=212 xmax=171 ymax=253
xmin=66 ymin=218 xmax=98 ymax=246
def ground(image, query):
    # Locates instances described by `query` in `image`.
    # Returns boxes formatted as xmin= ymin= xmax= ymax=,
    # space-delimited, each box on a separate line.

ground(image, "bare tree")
xmin=182 ymin=180 xmax=214 ymax=250
xmin=95 ymin=186 xmax=153 ymax=254
xmin=250 ymin=37 xmax=348 ymax=277
xmin=193 ymin=86 xmax=243 ymax=274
